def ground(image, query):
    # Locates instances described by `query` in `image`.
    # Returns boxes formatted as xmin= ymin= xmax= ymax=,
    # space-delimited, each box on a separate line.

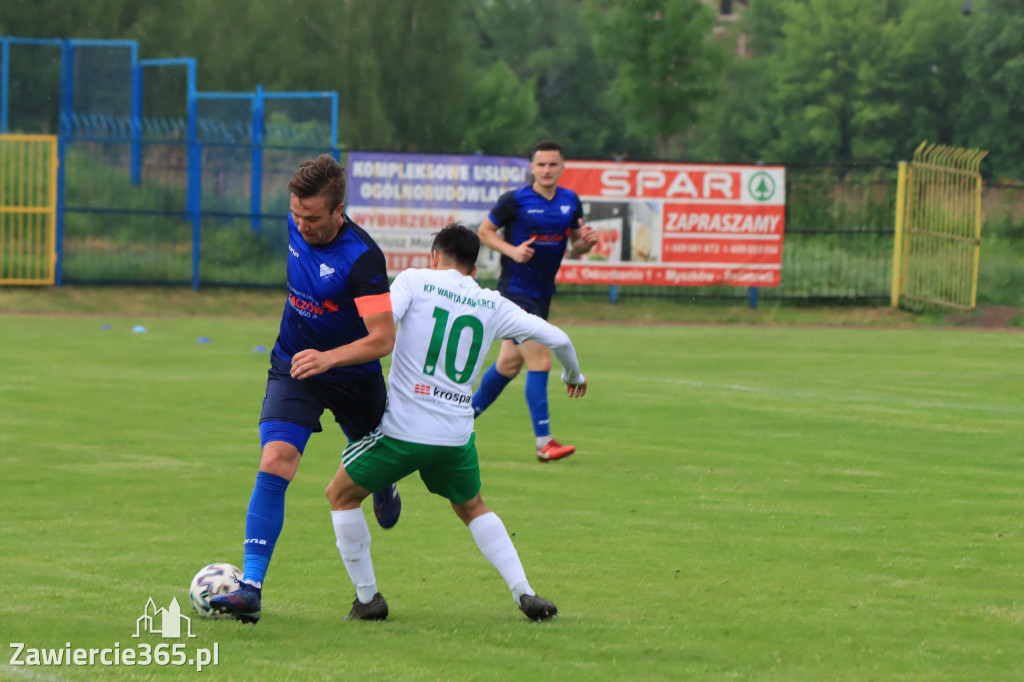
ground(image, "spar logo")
xmin=748 ymin=172 xmax=777 ymax=202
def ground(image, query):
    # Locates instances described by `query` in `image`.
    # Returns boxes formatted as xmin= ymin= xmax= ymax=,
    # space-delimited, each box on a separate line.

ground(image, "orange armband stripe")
xmin=355 ymin=292 xmax=392 ymax=317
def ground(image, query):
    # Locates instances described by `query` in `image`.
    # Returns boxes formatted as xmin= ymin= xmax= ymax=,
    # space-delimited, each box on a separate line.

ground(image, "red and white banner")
xmin=558 ymin=161 xmax=785 ymax=287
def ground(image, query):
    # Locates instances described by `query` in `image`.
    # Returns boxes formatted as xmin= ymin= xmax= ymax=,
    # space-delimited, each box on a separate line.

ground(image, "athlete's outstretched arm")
xmin=526 ymin=322 xmax=587 ymax=398
xmin=290 ymin=310 xmax=395 ymax=380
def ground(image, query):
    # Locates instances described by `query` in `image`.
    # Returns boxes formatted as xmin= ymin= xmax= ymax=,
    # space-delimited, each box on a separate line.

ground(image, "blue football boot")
xmin=209 ymin=581 xmax=262 ymax=624
xmin=372 ymin=483 xmax=401 ymax=529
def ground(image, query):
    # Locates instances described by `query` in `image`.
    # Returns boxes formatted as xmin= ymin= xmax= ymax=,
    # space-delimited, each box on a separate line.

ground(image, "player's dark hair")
xmin=287 ymin=154 xmax=346 ymax=212
xmin=532 ymin=140 xmax=563 ymax=158
xmin=432 ymin=222 xmax=480 ymax=269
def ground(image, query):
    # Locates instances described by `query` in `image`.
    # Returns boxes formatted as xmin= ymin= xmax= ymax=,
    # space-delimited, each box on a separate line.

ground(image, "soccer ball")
xmin=188 ymin=563 xmax=243 ymax=619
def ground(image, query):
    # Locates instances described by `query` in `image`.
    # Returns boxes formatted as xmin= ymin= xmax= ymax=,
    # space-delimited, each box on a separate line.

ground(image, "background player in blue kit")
xmin=211 ymin=155 xmax=400 ymax=624
xmin=472 ymin=141 xmax=599 ymax=462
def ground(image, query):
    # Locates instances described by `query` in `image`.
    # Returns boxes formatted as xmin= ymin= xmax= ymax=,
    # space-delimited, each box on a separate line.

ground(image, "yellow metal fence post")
xmin=891 ymin=161 xmax=907 ymax=308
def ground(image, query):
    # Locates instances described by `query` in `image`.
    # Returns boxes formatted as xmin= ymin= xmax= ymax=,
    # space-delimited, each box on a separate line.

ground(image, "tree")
xmin=955 ymin=0 xmax=1024 ymax=180
xmin=471 ymin=0 xmax=634 ymax=159
xmin=886 ymin=0 xmax=971 ymax=156
xmin=583 ymin=0 xmax=731 ymax=158
xmin=461 ymin=61 xmax=540 ymax=154
xmin=688 ymin=0 xmax=997 ymax=169
xmin=760 ymin=0 xmax=907 ymax=165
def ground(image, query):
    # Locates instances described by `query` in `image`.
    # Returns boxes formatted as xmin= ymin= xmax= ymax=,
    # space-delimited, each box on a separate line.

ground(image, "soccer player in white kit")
xmin=324 ymin=222 xmax=588 ymax=622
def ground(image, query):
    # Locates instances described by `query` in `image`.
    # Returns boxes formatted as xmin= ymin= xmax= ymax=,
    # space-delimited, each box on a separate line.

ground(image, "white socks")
xmin=468 ymin=512 xmax=534 ymax=604
xmin=333 ymin=509 xmax=536 ymax=607
xmin=331 ymin=508 xmax=378 ymax=604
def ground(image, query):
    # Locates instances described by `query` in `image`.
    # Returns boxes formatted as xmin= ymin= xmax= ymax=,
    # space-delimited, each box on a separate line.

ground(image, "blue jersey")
xmin=490 ymin=185 xmax=583 ymax=298
xmin=271 ymin=213 xmax=390 ymax=383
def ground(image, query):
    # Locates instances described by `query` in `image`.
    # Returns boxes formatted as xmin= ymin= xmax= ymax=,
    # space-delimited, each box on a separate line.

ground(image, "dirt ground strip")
xmin=945 ymin=306 xmax=1023 ymax=330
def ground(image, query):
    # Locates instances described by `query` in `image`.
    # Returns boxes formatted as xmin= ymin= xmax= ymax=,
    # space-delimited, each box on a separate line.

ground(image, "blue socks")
xmin=242 ymin=471 xmax=290 ymax=587
xmin=525 ymin=371 xmax=550 ymax=438
xmin=472 ymin=365 xmax=552 ymax=439
xmin=472 ymin=363 xmax=513 ymax=417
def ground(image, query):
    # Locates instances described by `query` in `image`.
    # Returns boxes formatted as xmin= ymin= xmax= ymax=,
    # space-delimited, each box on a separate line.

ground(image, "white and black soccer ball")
xmin=188 ymin=562 xmax=243 ymax=619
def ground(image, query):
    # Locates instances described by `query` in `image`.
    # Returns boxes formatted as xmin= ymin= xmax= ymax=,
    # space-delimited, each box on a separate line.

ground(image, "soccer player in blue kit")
xmin=472 ymin=141 xmax=598 ymax=462
xmin=211 ymin=155 xmax=400 ymax=624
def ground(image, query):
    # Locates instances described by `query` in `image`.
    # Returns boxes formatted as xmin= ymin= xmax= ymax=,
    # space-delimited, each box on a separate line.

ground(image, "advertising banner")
xmin=346 ymin=152 xmax=785 ymax=286
xmin=345 ymin=151 xmax=531 ymax=275
xmin=557 ymin=161 xmax=786 ymax=287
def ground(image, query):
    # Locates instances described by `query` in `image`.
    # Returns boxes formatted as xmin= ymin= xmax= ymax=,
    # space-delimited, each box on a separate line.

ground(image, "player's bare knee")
xmin=495 ymin=355 xmax=523 ymax=378
xmin=325 ymin=479 xmax=360 ymax=510
xmin=498 ymin=364 xmax=521 ymax=379
xmin=324 ymin=480 xmax=342 ymax=506
xmin=452 ymin=494 xmax=488 ymax=525
xmin=526 ymin=357 xmax=551 ymax=373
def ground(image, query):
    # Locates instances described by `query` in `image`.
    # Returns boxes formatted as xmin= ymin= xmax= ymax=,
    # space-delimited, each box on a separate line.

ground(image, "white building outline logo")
xmin=133 ymin=597 xmax=196 ymax=639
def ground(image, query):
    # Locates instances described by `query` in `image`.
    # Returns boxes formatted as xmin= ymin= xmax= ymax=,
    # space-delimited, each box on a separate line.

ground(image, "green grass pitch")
xmin=1 ymin=315 xmax=1022 ymax=680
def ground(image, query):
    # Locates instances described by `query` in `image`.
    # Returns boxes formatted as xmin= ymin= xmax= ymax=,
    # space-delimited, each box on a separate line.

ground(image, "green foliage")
xmin=584 ymin=0 xmax=732 ymax=157
xmin=692 ymin=0 xmax=1024 ymax=179
xmin=471 ymin=0 xmax=639 ymax=158
xmin=461 ymin=61 xmax=540 ymax=155
xmin=264 ymin=113 xmax=330 ymax=148
xmin=200 ymin=219 xmax=286 ymax=286
xmin=955 ymin=0 xmax=1024 ymax=180
xmin=764 ymin=0 xmax=902 ymax=163
xmin=4 ymin=0 xmax=1024 ymax=175
xmin=56 ymin=143 xmax=289 ymax=285
xmin=786 ymin=167 xmax=899 ymax=232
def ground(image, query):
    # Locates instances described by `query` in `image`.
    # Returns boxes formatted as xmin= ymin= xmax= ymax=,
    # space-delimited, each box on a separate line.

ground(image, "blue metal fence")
xmin=1 ymin=35 xmax=340 ymax=290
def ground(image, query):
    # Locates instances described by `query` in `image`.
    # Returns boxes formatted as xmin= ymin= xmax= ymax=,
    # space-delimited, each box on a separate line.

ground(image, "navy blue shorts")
xmin=502 ymin=291 xmax=551 ymax=320
xmin=259 ymin=355 xmax=386 ymax=445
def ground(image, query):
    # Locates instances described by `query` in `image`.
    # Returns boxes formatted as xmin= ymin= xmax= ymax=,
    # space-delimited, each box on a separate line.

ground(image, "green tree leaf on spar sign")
xmin=583 ymin=0 xmax=731 ymax=158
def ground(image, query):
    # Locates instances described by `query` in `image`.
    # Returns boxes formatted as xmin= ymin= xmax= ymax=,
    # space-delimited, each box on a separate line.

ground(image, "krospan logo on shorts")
xmin=8 ymin=597 xmax=219 ymax=672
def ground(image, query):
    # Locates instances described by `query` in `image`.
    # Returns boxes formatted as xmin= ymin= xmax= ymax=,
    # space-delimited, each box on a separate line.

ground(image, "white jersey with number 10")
xmin=381 ymin=267 xmax=584 ymax=447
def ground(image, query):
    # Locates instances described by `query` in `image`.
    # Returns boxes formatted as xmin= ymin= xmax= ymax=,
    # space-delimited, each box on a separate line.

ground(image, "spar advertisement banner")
xmin=345 ymin=151 xmax=785 ymax=286
xmin=557 ymin=160 xmax=786 ymax=287
xmin=345 ymin=151 xmax=530 ymax=275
